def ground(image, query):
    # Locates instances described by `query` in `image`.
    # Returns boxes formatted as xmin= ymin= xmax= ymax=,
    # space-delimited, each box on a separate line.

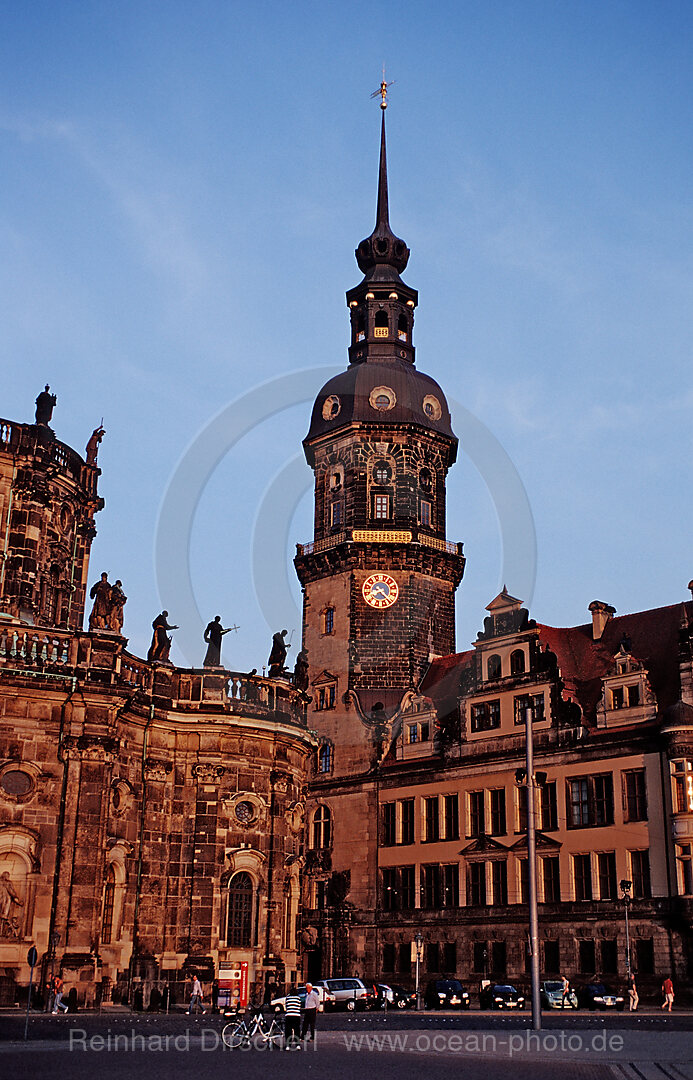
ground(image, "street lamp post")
xmin=415 ymin=932 xmax=423 ymax=1011
xmin=620 ymin=880 xmax=632 ymax=977
xmin=524 ymin=704 xmax=541 ymax=1032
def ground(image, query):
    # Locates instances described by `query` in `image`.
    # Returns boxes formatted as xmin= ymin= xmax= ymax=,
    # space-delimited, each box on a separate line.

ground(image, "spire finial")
xmin=354 ymin=78 xmax=410 ymax=279
xmin=370 ymin=67 xmax=395 ymax=110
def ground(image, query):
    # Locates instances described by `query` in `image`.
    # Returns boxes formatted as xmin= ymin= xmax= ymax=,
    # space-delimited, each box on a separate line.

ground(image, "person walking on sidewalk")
xmin=301 ymin=983 xmax=320 ymax=1042
xmin=661 ymin=976 xmax=674 ymax=1012
xmin=52 ymin=975 xmax=68 ymax=1014
xmin=560 ymin=974 xmax=571 ymax=1009
xmin=284 ymin=989 xmax=302 ymax=1050
xmin=628 ymin=973 xmax=639 ymax=1012
xmin=187 ymin=973 xmax=205 ymax=1014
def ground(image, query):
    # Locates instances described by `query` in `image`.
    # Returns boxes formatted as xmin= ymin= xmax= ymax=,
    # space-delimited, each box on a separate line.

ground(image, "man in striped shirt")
xmin=284 ymin=989 xmax=302 ymax=1050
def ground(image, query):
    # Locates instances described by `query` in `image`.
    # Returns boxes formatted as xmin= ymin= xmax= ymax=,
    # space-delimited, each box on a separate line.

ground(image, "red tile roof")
xmin=419 ymin=601 xmax=690 ymax=721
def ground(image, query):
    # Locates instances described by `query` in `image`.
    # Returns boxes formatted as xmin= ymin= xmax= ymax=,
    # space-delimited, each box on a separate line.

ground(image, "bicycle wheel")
xmin=222 ymin=1020 xmax=249 ymax=1049
xmin=264 ymin=1019 xmax=284 ymax=1047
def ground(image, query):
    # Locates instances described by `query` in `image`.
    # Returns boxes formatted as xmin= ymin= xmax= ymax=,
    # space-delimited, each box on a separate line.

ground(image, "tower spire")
xmin=355 ymin=93 xmax=410 ymax=280
xmin=375 ymin=108 xmax=390 ymax=231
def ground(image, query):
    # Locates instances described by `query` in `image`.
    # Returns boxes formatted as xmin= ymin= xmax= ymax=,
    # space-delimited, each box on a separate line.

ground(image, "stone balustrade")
xmin=0 ymin=622 xmax=307 ymax=725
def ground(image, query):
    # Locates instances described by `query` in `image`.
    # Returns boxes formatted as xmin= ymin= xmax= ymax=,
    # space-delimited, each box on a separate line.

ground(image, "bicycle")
xmin=221 ymin=1008 xmax=284 ymax=1049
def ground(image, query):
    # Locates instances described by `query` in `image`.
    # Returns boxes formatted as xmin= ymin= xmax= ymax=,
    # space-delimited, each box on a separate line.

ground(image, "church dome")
xmin=304 ymin=358 xmax=457 ymax=458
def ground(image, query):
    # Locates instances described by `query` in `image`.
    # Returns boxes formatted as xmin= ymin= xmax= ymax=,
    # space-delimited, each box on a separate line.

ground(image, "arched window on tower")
xmin=374 ymin=310 xmax=389 ymax=338
xmin=227 ymin=871 xmax=254 ymax=948
xmin=356 ymin=313 xmax=366 ymax=342
xmin=487 ymin=654 xmax=502 ymax=680
xmin=101 ymin=865 xmax=116 ymax=944
xmin=312 ymin=805 xmax=332 ymax=850
xmin=510 ymin=649 xmax=526 ymax=675
xmin=398 ymin=314 xmax=408 ymax=342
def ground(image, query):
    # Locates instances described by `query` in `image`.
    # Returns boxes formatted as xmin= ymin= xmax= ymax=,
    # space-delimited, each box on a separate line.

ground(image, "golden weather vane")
xmin=371 ymin=67 xmax=395 ymax=110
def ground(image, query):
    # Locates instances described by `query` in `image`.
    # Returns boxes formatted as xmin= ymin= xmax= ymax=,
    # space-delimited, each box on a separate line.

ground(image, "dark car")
xmin=389 ymin=984 xmax=417 ymax=1010
xmin=479 ymin=983 xmax=526 ymax=1010
xmin=424 ymin=979 xmax=471 ymax=1009
xmin=577 ymin=983 xmax=625 ymax=1011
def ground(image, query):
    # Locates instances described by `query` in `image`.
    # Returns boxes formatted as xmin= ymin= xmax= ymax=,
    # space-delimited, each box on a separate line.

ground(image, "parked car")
xmin=270 ymin=984 xmax=335 ymax=1013
xmin=479 ymin=983 xmax=526 ymax=1010
xmin=369 ymin=983 xmax=395 ymax=1009
xmin=424 ymin=979 xmax=471 ymax=1009
xmin=540 ymin=980 xmax=578 ymax=1010
xmin=314 ymin=978 xmax=373 ymax=1011
xmin=577 ymin=983 xmax=625 ymax=1011
xmin=388 ymin=984 xmax=417 ymax=1010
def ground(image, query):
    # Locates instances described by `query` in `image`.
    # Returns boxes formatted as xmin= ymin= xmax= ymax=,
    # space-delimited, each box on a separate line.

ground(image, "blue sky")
xmin=2 ymin=1 xmax=692 ymax=670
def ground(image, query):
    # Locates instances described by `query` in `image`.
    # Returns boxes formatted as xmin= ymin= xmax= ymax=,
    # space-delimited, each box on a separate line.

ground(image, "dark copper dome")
xmin=304 ymin=358 xmax=457 ymax=461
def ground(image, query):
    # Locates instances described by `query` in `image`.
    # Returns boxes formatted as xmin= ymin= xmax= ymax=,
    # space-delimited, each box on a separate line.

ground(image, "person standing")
xmin=187 ymin=973 xmax=205 ymax=1014
xmin=628 ymin=973 xmax=639 ymax=1012
xmin=284 ymin=989 xmax=302 ymax=1050
xmin=661 ymin=976 xmax=674 ymax=1011
xmin=301 ymin=982 xmax=319 ymax=1042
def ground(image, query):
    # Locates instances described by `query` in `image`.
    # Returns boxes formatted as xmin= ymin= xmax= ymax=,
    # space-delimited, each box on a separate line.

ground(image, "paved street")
xmin=1 ymin=1010 xmax=692 ymax=1080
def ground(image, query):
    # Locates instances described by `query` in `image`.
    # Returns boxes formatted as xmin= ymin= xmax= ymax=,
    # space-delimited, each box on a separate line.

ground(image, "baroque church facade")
xmin=0 ymin=107 xmax=691 ymax=1006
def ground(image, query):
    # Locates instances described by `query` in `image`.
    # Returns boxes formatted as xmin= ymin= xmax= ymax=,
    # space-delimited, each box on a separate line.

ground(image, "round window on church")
xmin=0 ymin=770 xmax=33 ymax=798
xmin=235 ymin=800 xmax=255 ymax=825
xmin=322 ymin=395 xmax=341 ymax=420
xmin=369 ymin=386 xmax=396 ymax=412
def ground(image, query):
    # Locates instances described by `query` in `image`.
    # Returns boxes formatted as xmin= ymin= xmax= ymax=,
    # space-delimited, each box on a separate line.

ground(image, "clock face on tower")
xmin=362 ymin=573 xmax=399 ymax=609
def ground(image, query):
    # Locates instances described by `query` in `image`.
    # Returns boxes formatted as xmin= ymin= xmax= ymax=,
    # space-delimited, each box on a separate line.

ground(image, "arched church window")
xmin=419 ymin=468 xmax=432 ymax=491
xmin=322 ymin=607 xmax=334 ymax=635
xmin=510 ymin=650 xmax=525 ymax=675
xmin=487 ymin=654 xmax=502 ymax=680
xmin=374 ymin=310 xmax=389 ymax=338
xmin=312 ymin=805 xmax=332 ymax=850
xmin=397 ymin=314 xmax=408 ymax=342
xmin=101 ymin=865 xmax=116 ymax=944
xmin=373 ymin=460 xmax=392 ymax=484
xmin=227 ymin=871 xmax=253 ymax=948
xmin=356 ymin=314 xmax=366 ymax=342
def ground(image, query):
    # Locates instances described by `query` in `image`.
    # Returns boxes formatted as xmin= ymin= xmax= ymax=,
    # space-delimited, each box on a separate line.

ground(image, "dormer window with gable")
xmin=487 ymin=654 xmax=502 ymax=680
xmin=510 ymin=649 xmax=526 ymax=675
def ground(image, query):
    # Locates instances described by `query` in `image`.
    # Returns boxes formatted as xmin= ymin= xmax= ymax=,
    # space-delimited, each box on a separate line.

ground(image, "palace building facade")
xmin=0 ymin=108 xmax=691 ymax=1008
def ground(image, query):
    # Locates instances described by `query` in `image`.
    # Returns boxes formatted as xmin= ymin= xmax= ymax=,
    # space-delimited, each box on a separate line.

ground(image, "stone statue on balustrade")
xmin=85 ymin=425 xmax=106 ymax=465
xmin=35 ymin=384 xmax=57 ymax=426
xmin=88 ymin=572 xmax=112 ymax=630
xmin=147 ymin=611 xmax=178 ymax=663
xmin=268 ymin=629 xmax=290 ymax=677
xmin=109 ymin=580 xmax=127 ymax=635
xmin=293 ymin=649 xmax=309 ymax=692
xmin=203 ymin=615 xmax=236 ymax=667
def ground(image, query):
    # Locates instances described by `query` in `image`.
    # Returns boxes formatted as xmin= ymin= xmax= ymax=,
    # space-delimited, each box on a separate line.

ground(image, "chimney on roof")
xmin=589 ymin=600 xmax=616 ymax=641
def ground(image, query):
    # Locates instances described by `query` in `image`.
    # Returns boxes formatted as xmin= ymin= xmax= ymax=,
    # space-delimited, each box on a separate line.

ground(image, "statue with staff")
xmin=203 ymin=615 xmax=239 ymax=667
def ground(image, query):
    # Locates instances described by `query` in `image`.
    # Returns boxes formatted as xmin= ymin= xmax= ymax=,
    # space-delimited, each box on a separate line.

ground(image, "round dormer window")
xmin=235 ymin=800 xmax=255 ymax=825
xmin=322 ymin=395 xmax=341 ymax=420
xmin=369 ymin=386 xmax=396 ymax=412
xmin=422 ymin=395 xmax=442 ymax=421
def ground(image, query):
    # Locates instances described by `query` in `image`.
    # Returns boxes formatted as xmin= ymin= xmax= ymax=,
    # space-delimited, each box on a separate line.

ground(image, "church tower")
xmin=295 ymin=102 xmax=465 ymax=975
xmin=296 ymin=103 xmax=465 ymax=762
